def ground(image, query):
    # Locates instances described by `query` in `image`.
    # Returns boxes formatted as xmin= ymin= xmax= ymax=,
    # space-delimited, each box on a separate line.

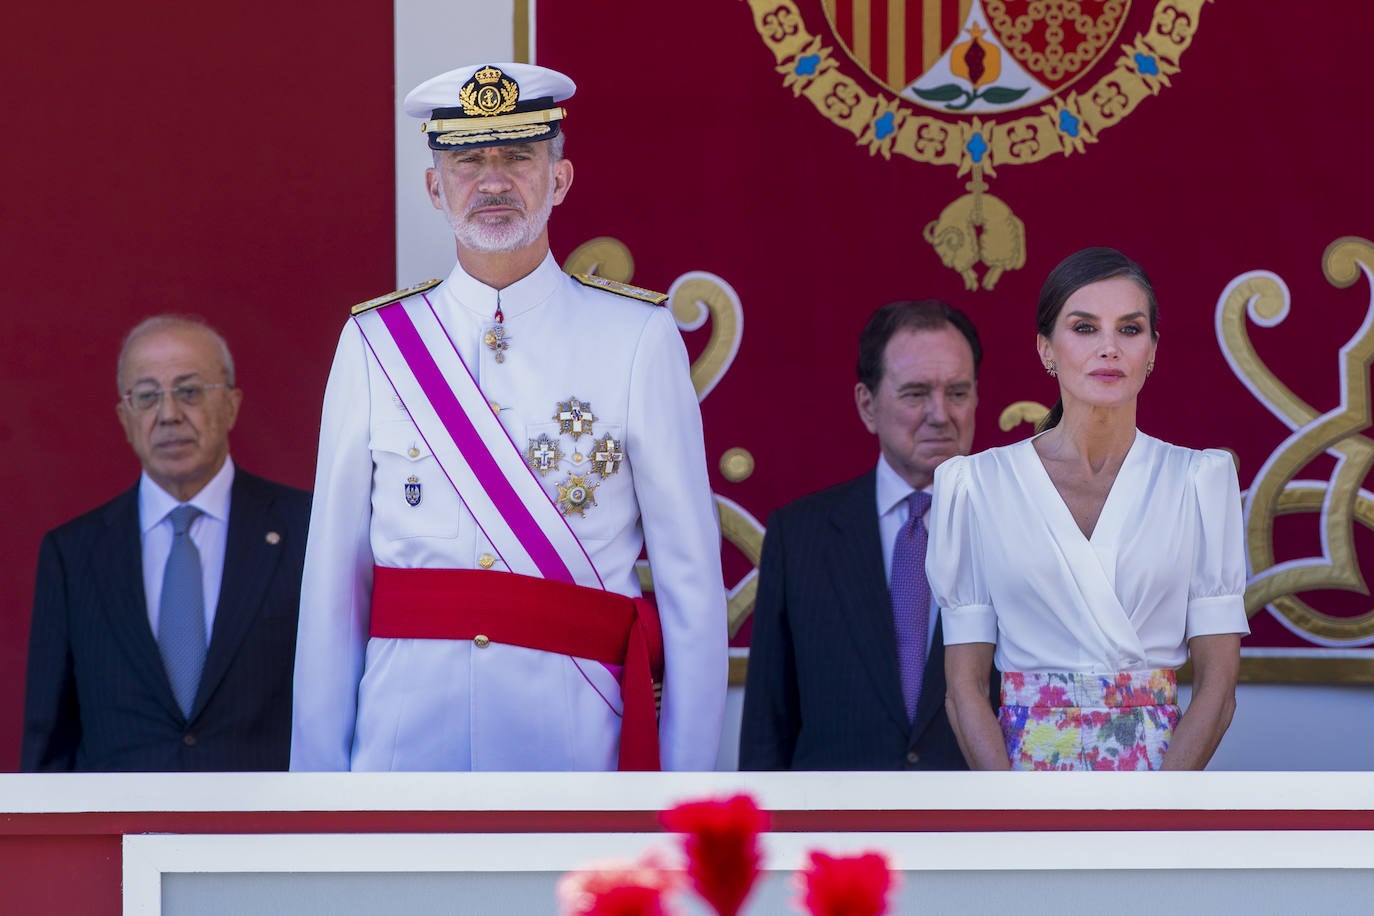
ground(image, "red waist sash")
xmin=369 ymin=566 xmax=664 ymax=771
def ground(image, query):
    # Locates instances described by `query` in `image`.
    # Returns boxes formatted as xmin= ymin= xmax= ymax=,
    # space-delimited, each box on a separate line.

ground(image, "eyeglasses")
xmin=120 ymin=383 xmax=231 ymax=412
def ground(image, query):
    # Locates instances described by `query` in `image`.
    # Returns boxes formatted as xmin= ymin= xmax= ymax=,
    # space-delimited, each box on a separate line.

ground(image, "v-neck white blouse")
xmin=927 ymin=432 xmax=1250 ymax=674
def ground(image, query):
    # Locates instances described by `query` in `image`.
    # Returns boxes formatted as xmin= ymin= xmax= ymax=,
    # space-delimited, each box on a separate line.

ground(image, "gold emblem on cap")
xmin=556 ymin=473 xmax=599 ymax=517
xmin=459 ymin=65 xmax=519 ymax=118
xmin=554 ymin=397 xmax=596 ymax=440
xmin=526 ymin=433 xmax=564 ymax=475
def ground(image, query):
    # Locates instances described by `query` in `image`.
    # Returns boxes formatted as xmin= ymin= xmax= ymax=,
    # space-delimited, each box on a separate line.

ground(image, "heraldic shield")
xmin=754 ymin=0 xmax=1202 ymax=290
xmin=820 ymin=0 xmax=1128 ymax=111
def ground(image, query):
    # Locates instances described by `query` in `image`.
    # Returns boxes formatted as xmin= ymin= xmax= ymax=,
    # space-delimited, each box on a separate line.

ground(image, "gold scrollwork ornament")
xmin=1216 ymin=236 xmax=1374 ymax=643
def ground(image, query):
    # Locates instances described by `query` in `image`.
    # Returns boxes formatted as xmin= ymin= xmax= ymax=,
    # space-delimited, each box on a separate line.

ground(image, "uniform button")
xmin=478 ymin=554 xmax=495 ymax=569
xmin=906 ymin=750 xmax=920 ymax=764
xmin=183 ymin=733 xmax=198 ymax=747
xmin=488 ymin=400 xmax=501 ymax=414
xmin=474 ymin=634 xmax=491 ymax=649
xmin=407 ymin=446 xmax=420 ymax=458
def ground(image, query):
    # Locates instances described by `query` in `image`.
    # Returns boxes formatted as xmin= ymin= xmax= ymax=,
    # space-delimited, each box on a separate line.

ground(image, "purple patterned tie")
xmin=891 ymin=490 xmax=932 ymax=722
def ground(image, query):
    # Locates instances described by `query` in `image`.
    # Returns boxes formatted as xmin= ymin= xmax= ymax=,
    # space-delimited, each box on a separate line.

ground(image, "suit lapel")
xmin=97 ymin=487 xmax=183 ymax=716
xmin=192 ymin=472 xmax=281 ymax=716
xmin=911 ymin=612 xmax=947 ymax=743
xmin=828 ymin=473 xmax=907 ymax=729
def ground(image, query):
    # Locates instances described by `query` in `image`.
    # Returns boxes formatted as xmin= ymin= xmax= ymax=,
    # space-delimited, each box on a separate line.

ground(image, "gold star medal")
xmin=483 ymin=325 xmax=511 ymax=362
xmin=554 ymin=397 xmax=596 ymax=440
xmin=556 ymin=473 xmax=599 ymax=517
xmin=525 ymin=433 xmax=564 ymax=475
xmin=590 ymin=434 xmax=624 ymax=478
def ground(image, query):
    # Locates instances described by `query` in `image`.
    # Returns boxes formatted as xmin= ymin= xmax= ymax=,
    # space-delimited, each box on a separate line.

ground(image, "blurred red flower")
xmin=659 ymin=793 xmax=770 ymax=916
xmin=557 ymin=854 xmax=682 ymax=916
xmin=796 ymin=850 xmax=894 ymax=916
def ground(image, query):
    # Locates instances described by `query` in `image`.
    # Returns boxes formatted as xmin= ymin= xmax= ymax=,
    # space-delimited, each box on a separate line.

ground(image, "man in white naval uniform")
xmin=291 ymin=62 xmax=727 ymax=771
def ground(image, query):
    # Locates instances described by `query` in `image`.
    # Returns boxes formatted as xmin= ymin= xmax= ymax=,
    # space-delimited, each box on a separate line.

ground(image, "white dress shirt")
xmin=874 ymin=453 xmax=938 ymax=656
xmin=928 ymin=432 xmax=1250 ymax=673
xmin=138 ymin=457 xmax=235 ymax=642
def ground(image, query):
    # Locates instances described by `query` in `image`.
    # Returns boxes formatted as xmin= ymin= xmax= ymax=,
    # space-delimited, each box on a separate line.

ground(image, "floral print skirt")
xmin=998 ymin=670 xmax=1179 ymax=771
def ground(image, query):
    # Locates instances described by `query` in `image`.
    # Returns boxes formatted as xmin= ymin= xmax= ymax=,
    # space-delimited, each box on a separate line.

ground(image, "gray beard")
xmin=443 ymin=189 xmax=555 ymax=253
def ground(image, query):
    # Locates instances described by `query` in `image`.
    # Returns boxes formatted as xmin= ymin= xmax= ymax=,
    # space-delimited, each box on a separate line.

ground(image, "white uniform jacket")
xmin=291 ymin=254 xmax=727 ymax=771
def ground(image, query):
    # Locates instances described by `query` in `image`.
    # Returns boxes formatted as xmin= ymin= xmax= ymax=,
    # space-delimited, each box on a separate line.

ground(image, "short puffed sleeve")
xmin=1185 ymin=449 xmax=1251 ymax=640
xmin=927 ymin=455 xmax=997 ymax=645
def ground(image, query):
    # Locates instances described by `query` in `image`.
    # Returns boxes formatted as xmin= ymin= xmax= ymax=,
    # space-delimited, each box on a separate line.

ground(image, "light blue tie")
xmin=158 ymin=505 xmax=206 ymax=717
xmin=891 ymin=491 xmax=932 ymax=722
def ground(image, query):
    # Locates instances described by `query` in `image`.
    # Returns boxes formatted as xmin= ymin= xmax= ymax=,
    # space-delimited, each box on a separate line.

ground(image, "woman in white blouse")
xmin=928 ymin=247 xmax=1249 ymax=770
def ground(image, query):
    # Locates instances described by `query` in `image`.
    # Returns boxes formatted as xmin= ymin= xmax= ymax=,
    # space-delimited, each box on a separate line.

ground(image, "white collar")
xmin=875 ymin=453 xmax=930 ymax=517
xmin=138 ymin=456 xmax=236 ymax=534
xmin=432 ymin=252 xmax=564 ymax=321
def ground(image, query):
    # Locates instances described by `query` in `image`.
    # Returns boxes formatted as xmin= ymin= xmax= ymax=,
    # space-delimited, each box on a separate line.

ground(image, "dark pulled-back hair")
xmin=1036 ymin=247 xmax=1158 ymax=431
xmin=856 ymin=299 xmax=982 ymax=391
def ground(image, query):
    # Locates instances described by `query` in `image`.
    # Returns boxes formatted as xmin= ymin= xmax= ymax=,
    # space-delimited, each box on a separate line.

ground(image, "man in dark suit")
xmin=740 ymin=299 xmax=987 ymax=770
xmin=22 ymin=316 xmax=310 ymax=771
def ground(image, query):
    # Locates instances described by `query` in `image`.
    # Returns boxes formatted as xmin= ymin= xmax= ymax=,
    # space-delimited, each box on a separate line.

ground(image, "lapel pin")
xmin=265 ymin=531 xmax=281 ymax=545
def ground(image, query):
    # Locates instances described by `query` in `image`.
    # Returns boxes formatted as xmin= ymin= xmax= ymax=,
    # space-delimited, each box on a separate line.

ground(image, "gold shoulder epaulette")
xmin=350 ymin=279 xmax=443 ymax=315
xmin=573 ymin=273 xmax=669 ymax=306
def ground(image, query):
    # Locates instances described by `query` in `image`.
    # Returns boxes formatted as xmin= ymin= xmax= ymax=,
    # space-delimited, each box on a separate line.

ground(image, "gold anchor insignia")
xmin=556 ymin=473 xmax=599 ymax=517
xmin=554 ymin=397 xmax=596 ymax=440
xmin=591 ymin=434 xmax=624 ymax=477
xmin=1216 ymin=236 xmax=1374 ymax=641
xmin=459 ymin=64 xmax=519 ymax=117
xmin=525 ymin=433 xmax=564 ymax=475
xmin=483 ymin=325 xmax=511 ymax=362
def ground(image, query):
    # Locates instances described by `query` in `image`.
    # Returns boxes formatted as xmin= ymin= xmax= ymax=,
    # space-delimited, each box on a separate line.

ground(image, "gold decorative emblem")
xmin=483 ymin=324 xmax=511 ymax=363
xmin=459 ymin=64 xmax=519 ymax=117
xmin=719 ymin=447 xmax=755 ymax=483
xmin=746 ymin=1 xmax=1208 ymax=290
xmin=556 ymin=473 xmax=599 ymax=517
xmin=591 ymin=434 xmax=624 ymax=478
xmin=526 ymin=433 xmax=564 ymax=475
xmin=554 ymin=397 xmax=597 ymax=440
xmin=1216 ymin=236 xmax=1374 ymax=643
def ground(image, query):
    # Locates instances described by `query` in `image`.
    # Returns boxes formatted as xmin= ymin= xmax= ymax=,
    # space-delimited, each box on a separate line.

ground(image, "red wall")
xmin=538 ymin=2 xmax=1374 ymax=650
xmin=1 ymin=2 xmax=396 ymax=768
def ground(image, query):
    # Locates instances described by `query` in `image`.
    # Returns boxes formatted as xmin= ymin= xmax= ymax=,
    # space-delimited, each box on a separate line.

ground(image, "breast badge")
xmin=591 ymin=434 xmax=624 ymax=478
xmin=556 ymin=473 xmax=599 ymax=517
xmin=526 ymin=433 xmax=564 ymax=475
xmin=405 ymin=475 xmax=422 ymax=507
xmin=483 ymin=324 xmax=511 ymax=363
xmin=554 ymin=397 xmax=597 ymax=440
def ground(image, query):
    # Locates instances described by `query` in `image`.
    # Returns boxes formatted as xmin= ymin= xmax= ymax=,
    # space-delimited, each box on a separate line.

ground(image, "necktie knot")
xmin=904 ymin=490 xmax=931 ymax=533
xmin=169 ymin=505 xmax=201 ymax=536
